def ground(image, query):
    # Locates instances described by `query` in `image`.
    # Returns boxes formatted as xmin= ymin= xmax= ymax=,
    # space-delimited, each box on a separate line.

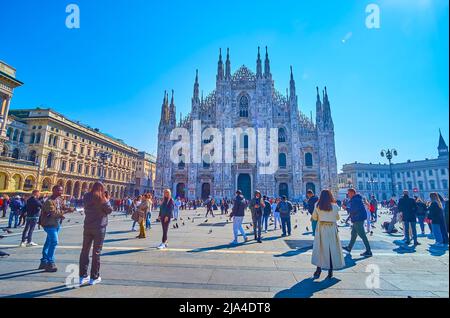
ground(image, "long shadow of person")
xmin=274 ymin=277 xmax=340 ymax=298
xmin=274 ymin=246 xmax=313 ymax=258
xmin=3 ymin=285 xmax=73 ymax=298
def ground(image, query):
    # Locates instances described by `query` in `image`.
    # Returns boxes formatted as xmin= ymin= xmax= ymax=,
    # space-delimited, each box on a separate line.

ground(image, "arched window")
xmin=12 ymin=148 xmax=20 ymax=159
xmin=12 ymin=129 xmax=19 ymax=141
xmin=178 ymin=154 xmax=186 ymax=170
xmin=305 ymin=153 xmax=313 ymax=167
xmin=53 ymin=136 xmax=58 ymax=147
xmin=279 ymin=153 xmax=287 ymax=169
xmin=278 ymin=128 xmax=286 ymax=143
xmin=46 ymin=152 xmax=54 ymax=168
xmin=306 ymin=182 xmax=316 ymax=194
xmin=239 ymin=95 xmax=249 ymax=118
xmin=19 ymin=131 xmax=25 ymax=143
xmin=29 ymin=150 xmax=37 ymax=163
xmin=30 ymin=133 xmax=35 ymax=144
xmin=35 ymin=133 xmax=41 ymax=144
xmin=203 ymin=154 xmax=211 ymax=169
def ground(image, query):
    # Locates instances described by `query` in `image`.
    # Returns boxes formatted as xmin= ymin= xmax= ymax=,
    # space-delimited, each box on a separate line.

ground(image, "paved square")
xmin=0 ymin=207 xmax=448 ymax=298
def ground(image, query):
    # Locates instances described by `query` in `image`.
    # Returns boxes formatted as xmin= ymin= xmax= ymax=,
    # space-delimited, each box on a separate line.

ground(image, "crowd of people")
xmin=1 ymin=185 xmax=449 ymax=284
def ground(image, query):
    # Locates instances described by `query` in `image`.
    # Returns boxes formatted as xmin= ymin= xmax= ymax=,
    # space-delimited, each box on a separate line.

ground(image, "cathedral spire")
xmin=170 ymin=89 xmax=176 ymax=126
xmin=322 ymin=86 xmax=334 ymax=130
xmin=160 ymin=90 xmax=170 ymax=125
xmin=264 ymin=46 xmax=272 ymax=79
xmin=316 ymin=87 xmax=323 ymax=127
xmin=192 ymin=69 xmax=200 ymax=104
xmin=225 ymin=48 xmax=231 ymax=80
xmin=289 ymin=66 xmax=296 ymax=100
xmin=256 ymin=46 xmax=262 ymax=79
xmin=217 ymin=48 xmax=224 ymax=81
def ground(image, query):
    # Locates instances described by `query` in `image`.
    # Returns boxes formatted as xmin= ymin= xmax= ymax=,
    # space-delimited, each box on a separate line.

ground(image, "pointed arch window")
xmin=305 ymin=152 xmax=313 ymax=167
xmin=239 ymin=95 xmax=249 ymax=118
xmin=278 ymin=128 xmax=286 ymax=143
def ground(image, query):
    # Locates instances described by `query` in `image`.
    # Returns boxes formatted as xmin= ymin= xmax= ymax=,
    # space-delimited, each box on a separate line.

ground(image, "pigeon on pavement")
xmin=0 ymin=251 xmax=10 ymax=257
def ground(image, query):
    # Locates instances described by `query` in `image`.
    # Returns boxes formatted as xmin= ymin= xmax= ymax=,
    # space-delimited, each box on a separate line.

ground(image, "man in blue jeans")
xmin=8 ymin=196 xmax=23 ymax=229
xmin=278 ymin=196 xmax=293 ymax=237
xmin=38 ymin=186 xmax=74 ymax=272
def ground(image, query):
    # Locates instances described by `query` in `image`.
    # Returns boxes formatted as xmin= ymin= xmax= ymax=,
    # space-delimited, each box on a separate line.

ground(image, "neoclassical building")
xmin=155 ymin=48 xmax=338 ymax=200
xmin=134 ymin=151 xmax=157 ymax=196
xmin=339 ymin=132 xmax=449 ymax=200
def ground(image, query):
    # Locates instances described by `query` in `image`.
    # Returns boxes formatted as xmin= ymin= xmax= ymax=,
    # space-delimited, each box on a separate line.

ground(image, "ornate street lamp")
xmin=381 ymin=149 xmax=398 ymax=197
xmin=96 ymin=151 xmax=112 ymax=183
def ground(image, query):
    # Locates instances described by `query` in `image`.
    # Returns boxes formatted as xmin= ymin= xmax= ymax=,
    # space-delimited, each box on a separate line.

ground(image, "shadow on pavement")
xmin=2 ymin=285 xmax=73 ymax=298
xmin=188 ymin=242 xmax=257 ymax=253
xmin=102 ymin=249 xmax=145 ymax=256
xmin=107 ymin=230 xmax=133 ymax=235
xmin=103 ymin=238 xmax=134 ymax=244
xmin=274 ymin=277 xmax=340 ymax=298
xmin=342 ymin=254 xmax=366 ymax=270
xmin=0 ymin=269 xmax=45 ymax=280
xmin=274 ymin=246 xmax=313 ymax=258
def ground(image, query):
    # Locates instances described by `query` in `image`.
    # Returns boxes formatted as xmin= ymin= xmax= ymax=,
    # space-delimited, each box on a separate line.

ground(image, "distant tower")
xmin=438 ymin=129 xmax=449 ymax=158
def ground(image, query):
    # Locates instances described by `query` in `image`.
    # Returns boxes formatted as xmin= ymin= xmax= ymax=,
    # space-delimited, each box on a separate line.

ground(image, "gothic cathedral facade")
xmin=155 ymin=48 xmax=337 ymax=201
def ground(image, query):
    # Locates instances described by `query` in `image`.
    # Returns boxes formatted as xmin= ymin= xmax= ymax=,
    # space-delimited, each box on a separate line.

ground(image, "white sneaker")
xmin=19 ymin=242 xmax=26 ymax=248
xmin=89 ymin=277 xmax=101 ymax=286
xmin=79 ymin=276 xmax=90 ymax=286
xmin=27 ymin=242 xmax=38 ymax=247
xmin=157 ymin=243 xmax=166 ymax=250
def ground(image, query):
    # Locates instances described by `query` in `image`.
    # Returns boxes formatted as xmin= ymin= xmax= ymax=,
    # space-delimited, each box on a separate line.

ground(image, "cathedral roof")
xmin=232 ymin=65 xmax=256 ymax=82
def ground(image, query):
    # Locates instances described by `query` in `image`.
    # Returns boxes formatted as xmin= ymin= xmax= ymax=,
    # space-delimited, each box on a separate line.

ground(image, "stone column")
xmin=0 ymin=96 xmax=11 ymax=137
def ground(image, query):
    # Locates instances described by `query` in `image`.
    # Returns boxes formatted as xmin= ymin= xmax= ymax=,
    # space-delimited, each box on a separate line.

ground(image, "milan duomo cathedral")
xmin=155 ymin=47 xmax=337 ymax=201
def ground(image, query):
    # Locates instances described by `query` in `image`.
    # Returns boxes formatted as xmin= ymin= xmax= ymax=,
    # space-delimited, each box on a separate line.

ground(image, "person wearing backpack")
xmin=277 ymin=195 xmax=293 ymax=237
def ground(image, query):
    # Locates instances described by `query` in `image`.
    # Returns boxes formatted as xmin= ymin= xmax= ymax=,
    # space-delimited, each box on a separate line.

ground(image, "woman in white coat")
xmin=311 ymin=189 xmax=345 ymax=279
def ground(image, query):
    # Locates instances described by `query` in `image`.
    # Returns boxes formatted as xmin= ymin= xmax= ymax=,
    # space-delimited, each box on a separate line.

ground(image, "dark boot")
xmin=313 ymin=267 xmax=322 ymax=279
xmin=327 ymin=270 xmax=333 ymax=279
xmin=45 ymin=263 xmax=58 ymax=272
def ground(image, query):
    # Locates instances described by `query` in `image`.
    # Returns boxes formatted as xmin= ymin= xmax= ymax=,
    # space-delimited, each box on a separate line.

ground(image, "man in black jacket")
xmin=398 ymin=190 xmax=419 ymax=246
xmin=20 ymin=190 xmax=42 ymax=247
xmin=230 ymin=190 xmax=248 ymax=244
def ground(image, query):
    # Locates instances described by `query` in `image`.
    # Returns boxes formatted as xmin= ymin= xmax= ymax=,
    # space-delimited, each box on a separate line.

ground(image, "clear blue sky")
xmin=1 ymin=0 xmax=448 ymax=171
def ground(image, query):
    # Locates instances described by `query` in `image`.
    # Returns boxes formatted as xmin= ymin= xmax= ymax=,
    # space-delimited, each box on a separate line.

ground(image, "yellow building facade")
xmin=1 ymin=108 xmax=140 ymax=198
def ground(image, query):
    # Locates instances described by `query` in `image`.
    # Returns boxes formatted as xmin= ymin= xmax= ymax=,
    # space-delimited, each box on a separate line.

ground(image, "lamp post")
xmin=368 ymin=177 xmax=376 ymax=198
xmin=96 ymin=151 xmax=112 ymax=184
xmin=381 ymin=149 xmax=398 ymax=197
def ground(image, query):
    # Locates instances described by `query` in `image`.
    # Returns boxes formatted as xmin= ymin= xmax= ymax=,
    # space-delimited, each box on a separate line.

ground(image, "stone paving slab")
xmin=0 ymin=207 xmax=448 ymax=298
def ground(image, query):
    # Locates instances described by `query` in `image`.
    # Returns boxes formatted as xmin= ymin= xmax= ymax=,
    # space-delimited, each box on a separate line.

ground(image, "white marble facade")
xmin=155 ymin=48 xmax=337 ymax=201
